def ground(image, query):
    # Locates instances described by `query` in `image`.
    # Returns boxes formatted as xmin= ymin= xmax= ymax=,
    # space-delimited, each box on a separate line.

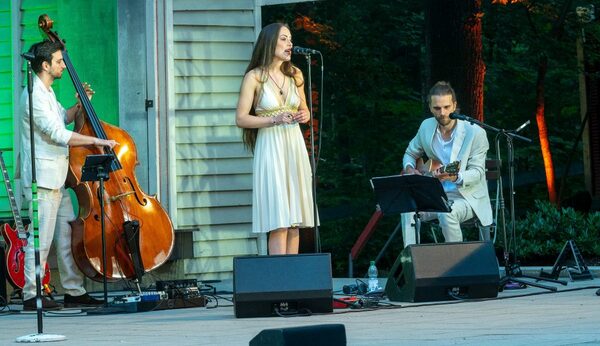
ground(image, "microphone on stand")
xmin=449 ymin=112 xmax=472 ymax=121
xmin=513 ymin=120 xmax=530 ymax=133
xmin=22 ymin=52 xmax=35 ymax=94
xmin=292 ymin=46 xmax=320 ymax=55
xmin=22 ymin=52 xmax=36 ymax=61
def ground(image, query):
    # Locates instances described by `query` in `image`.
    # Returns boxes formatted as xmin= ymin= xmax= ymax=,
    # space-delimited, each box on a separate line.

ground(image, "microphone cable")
xmin=298 ymin=50 xmax=324 ymax=253
xmin=314 ymin=52 xmax=325 ymax=173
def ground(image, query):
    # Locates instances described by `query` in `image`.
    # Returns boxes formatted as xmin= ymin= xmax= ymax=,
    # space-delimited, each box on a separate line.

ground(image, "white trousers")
xmin=23 ymin=187 xmax=86 ymax=300
xmin=401 ymin=193 xmax=474 ymax=248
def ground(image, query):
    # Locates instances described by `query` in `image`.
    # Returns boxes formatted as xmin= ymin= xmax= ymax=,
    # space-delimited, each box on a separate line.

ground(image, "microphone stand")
xmin=16 ymin=55 xmax=66 ymax=343
xmin=456 ymin=115 xmax=566 ymax=291
xmin=303 ymin=53 xmax=320 ymax=253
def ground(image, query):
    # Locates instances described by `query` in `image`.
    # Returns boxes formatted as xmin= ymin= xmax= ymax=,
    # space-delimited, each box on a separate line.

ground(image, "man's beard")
xmin=436 ymin=116 xmax=452 ymax=127
xmin=50 ymin=70 xmax=63 ymax=80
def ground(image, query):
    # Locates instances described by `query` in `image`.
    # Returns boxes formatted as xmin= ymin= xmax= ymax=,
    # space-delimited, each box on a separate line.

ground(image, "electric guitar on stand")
xmin=0 ymin=151 xmax=51 ymax=293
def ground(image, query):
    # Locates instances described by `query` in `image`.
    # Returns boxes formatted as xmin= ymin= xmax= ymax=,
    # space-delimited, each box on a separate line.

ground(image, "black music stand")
xmin=370 ymin=174 xmax=451 ymax=263
xmin=81 ymin=154 xmax=115 ymax=307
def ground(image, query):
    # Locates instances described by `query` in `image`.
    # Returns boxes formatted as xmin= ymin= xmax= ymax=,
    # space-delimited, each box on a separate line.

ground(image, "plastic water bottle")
xmin=367 ymin=261 xmax=379 ymax=292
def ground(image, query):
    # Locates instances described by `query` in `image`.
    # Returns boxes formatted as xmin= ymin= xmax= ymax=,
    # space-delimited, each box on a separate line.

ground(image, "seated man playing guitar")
xmin=400 ymin=81 xmax=493 ymax=247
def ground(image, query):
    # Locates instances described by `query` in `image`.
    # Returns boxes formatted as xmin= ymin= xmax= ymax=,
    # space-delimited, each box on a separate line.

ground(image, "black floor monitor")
xmin=233 ymin=253 xmax=333 ymax=318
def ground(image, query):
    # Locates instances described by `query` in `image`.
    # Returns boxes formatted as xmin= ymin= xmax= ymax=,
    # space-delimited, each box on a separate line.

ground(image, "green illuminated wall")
xmin=0 ymin=1 xmax=16 ymax=219
xmin=0 ymin=0 xmax=117 ymax=219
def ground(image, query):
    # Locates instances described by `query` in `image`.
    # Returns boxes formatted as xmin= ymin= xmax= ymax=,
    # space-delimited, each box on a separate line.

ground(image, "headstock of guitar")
xmin=415 ymin=158 xmax=461 ymax=176
xmin=441 ymin=161 xmax=461 ymax=175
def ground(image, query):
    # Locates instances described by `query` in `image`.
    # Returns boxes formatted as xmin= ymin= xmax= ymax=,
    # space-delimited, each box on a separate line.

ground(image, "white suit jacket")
xmin=19 ymin=75 xmax=74 ymax=190
xmin=403 ymin=117 xmax=493 ymax=226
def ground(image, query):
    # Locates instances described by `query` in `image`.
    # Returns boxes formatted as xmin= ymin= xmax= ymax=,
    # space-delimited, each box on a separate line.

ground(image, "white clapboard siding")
xmin=178 ymin=206 xmax=252 ymax=228
xmin=184 ymin=256 xmax=242 ymax=281
xmin=173 ymin=26 xmax=255 ymax=43
xmin=176 ymin=143 xmax=251 ymax=161
xmin=193 ymin=238 xmax=256 ymax=257
xmin=174 ymin=60 xmax=248 ymax=77
xmin=177 ymin=174 xmax=252 ymax=193
xmin=176 ymin=125 xmax=242 ymax=144
xmin=175 ymin=92 xmax=239 ymax=110
xmin=174 ymin=11 xmax=254 ymax=27
xmin=174 ymin=42 xmax=253 ymax=60
xmin=178 ymin=190 xmax=252 ymax=208
xmin=176 ymin=158 xmax=253 ymax=175
xmin=175 ymin=76 xmax=242 ymax=93
xmin=173 ymin=0 xmax=254 ymax=11
xmin=171 ymin=0 xmax=258 ymax=280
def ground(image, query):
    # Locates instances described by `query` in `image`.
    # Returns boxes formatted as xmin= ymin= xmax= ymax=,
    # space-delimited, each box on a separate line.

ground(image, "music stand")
xmin=81 ymin=154 xmax=115 ymax=307
xmin=370 ymin=174 xmax=451 ymax=263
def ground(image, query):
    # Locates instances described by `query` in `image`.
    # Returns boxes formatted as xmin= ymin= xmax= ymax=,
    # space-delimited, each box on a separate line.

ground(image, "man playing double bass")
xmin=18 ymin=40 xmax=117 ymax=310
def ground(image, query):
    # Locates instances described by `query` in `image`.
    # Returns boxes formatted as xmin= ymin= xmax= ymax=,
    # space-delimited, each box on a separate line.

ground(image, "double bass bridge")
xmin=110 ymin=191 xmax=135 ymax=202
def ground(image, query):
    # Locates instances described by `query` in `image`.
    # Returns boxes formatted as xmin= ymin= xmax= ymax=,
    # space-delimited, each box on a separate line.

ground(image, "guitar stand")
xmin=539 ymin=240 xmax=593 ymax=281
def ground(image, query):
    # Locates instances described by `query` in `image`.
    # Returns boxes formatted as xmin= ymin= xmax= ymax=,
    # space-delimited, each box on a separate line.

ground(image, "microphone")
xmin=22 ymin=52 xmax=36 ymax=61
xmin=292 ymin=46 xmax=320 ymax=55
xmin=449 ymin=112 xmax=471 ymax=121
xmin=513 ymin=120 xmax=530 ymax=133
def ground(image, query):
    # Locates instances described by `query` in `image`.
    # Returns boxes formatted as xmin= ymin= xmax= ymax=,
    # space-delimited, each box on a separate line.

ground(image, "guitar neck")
xmin=0 ymin=152 xmax=26 ymax=233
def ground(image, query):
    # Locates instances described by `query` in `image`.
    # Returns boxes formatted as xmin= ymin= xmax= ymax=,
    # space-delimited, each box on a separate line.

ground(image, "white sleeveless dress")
xmin=252 ymin=76 xmax=316 ymax=233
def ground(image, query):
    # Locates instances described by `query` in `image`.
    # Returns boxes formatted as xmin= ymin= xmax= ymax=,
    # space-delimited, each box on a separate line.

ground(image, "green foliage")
xmin=514 ymin=200 xmax=600 ymax=262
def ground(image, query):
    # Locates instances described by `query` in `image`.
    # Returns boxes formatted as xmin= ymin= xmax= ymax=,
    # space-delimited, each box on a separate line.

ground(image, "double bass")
xmin=39 ymin=15 xmax=174 ymax=282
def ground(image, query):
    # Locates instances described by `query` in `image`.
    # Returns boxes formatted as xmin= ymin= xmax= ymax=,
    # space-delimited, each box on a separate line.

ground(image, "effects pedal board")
xmin=112 ymin=291 xmax=169 ymax=304
xmin=156 ymin=279 xmax=199 ymax=299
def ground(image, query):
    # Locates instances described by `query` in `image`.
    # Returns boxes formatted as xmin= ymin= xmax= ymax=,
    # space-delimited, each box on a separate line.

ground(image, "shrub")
xmin=511 ymin=200 xmax=600 ymax=264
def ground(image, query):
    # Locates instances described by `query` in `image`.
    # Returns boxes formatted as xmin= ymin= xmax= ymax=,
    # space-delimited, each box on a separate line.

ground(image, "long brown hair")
xmin=242 ymin=23 xmax=303 ymax=151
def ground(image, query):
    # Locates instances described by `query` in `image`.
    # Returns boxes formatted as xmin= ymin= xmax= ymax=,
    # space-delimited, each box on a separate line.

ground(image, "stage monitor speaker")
xmin=233 ymin=253 xmax=333 ymax=318
xmin=250 ymin=324 xmax=346 ymax=346
xmin=385 ymin=241 xmax=499 ymax=302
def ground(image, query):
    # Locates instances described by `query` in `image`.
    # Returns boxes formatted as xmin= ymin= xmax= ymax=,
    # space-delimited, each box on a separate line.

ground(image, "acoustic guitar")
xmin=0 ymin=151 xmax=51 ymax=290
xmin=416 ymin=158 xmax=461 ymax=177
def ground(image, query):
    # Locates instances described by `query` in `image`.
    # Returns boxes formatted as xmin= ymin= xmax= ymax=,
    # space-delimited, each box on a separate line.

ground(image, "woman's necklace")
xmin=268 ymin=73 xmax=285 ymax=95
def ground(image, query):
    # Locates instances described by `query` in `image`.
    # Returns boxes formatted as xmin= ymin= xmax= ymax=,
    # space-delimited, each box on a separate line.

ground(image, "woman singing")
xmin=235 ymin=23 xmax=316 ymax=255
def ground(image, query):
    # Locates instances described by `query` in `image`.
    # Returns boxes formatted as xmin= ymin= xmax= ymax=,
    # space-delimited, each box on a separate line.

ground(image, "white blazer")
xmin=403 ymin=117 xmax=493 ymax=226
xmin=19 ymin=75 xmax=73 ymax=190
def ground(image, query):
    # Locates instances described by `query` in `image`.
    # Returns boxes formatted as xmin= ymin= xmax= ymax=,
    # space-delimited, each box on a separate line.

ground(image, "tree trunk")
xmin=534 ymin=54 xmax=557 ymax=203
xmin=425 ymin=0 xmax=485 ymax=121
